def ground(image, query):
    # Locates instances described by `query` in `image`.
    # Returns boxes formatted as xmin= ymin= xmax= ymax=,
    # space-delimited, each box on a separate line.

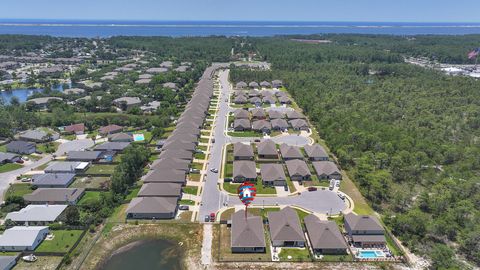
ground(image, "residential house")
xmin=108 ymin=133 xmax=133 ymax=142
xmin=44 ymin=161 xmax=89 ymax=173
xmin=32 ymin=173 xmax=76 ymax=188
xmin=233 ymin=119 xmax=251 ymax=131
xmin=248 ymin=96 xmax=262 ymax=106
xmin=289 ymin=119 xmax=309 ymax=131
xmin=249 ymin=81 xmax=259 ymax=89
xmin=233 ymin=161 xmax=257 ymax=182
xmin=126 ymin=197 xmax=178 ymax=219
xmin=285 ymin=159 xmax=311 ymax=182
xmin=6 ymin=205 xmax=67 ymax=226
xmin=267 ymin=207 xmax=305 ymax=247
xmin=140 ymin=101 xmax=161 ymax=113
xmin=271 ymin=119 xmax=289 ymax=131
xmin=268 ymin=110 xmax=285 ymax=119
xmin=64 ymin=123 xmax=85 ymax=135
xmin=344 ymin=213 xmax=386 ymax=248
xmin=278 ymin=96 xmax=291 ymax=104
xmin=0 ymin=226 xmax=49 ymax=251
xmin=66 ymin=151 xmax=102 ymax=162
xmin=163 ymin=82 xmax=178 ymax=91
xmin=231 ymin=210 xmax=266 ymax=253
xmin=93 ymin=142 xmax=130 ymax=152
xmin=6 ymin=141 xmax=36 ymax=154
xmin=113 ymin=97 xmax=142 ymax=110
xmin=0 ymin=153 xmax=20 ymax=164
xmin=260 ymin=81 xmax=271 ymax=88
xmin=19 ymin=130 xmax=58 ymax=143
xmin=256 ymin=140 xmax=278 ymax=159
xmin=146 ymin=67 xmax=168 ymax=74
xmin=138 ymin=183 xmax=182 ymax=198
xmin=24 ymin=188 xmax=85 ymax=205
xmin=252 ymin=120 xmax=272 ymax=133
xmin=262 ymin=96 xmax=276 ymax=104
xmin=312 ymin=161 xmax=342 ymax=180
xmin=98 ymin=124 xmax=123 ymax=136
xmin=233 ymin=95 xmax=248 ymax=104
xmin=304 ymin=215 xmax=348 ymax=254
xmin=235 ymin=81 xmax=247 ymax=89
xmin=142 ymin=169 xmax=186 ymax=185
xmin=304 ymin=144 xmax=328 ymax=161
xmin=233 ymin=142 xmax=254 ymax=160
xmin=286 ymin=111 xmax=306 ymax=120
xmin=233 ymin=109 xmax=249 ymax=119
xmin=63 ymin=88 xmax=85 ymax=95
xmin=260 ymin=164 xmax=286 ymax=186
xmin=0 ymin=256 xmax=16 ymax=270
xmin=272 ymin=80 xmax=283 ymax=88
xmin=26 ymin=97 xmax=63 ymax=109
xmin=279 ymin=144 xmax=303 ymax=160
xmin=251 ymin=108 xmax=266 ymax=119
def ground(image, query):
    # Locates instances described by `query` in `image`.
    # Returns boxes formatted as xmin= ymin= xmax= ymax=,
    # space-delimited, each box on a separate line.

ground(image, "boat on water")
xmin=22 ymin=254 xmax=37 ymax=262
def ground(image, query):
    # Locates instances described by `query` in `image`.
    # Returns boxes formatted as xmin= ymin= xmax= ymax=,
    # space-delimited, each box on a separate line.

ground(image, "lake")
xmin=100 ymin=239 xmax=184 ymax=270
xmin=1 ymin=20 xmax=480 ymax=37
xmin=0 ymin=85 xmax=65 ymax=104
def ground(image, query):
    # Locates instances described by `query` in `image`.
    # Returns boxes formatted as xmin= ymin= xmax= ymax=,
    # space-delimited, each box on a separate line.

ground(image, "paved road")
xmin=0 ymin=138 xmax=94 ymax=201
xmin=198 ymin=69 xmax=347 ymax=220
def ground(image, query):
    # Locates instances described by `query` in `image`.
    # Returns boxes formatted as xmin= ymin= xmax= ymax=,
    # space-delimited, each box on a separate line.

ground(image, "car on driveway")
xmin=307 ymin=186 xmax=317 ymax=192
xmin=209 ymin=213 xmax=216 ymax=222
xmin=179 ymin=205 xmax=189 ymax=210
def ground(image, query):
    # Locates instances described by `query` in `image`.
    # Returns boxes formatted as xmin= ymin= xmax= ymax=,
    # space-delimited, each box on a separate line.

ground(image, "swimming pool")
xmin=133 ymin=134 xmax=145 ymax=142
xmin=357 ymin=250 xmax=385 ymax=259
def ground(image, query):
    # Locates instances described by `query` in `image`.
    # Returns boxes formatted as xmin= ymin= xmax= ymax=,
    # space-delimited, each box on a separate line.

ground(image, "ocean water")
xmin=0 ymin=20 xmax=479 ymax=37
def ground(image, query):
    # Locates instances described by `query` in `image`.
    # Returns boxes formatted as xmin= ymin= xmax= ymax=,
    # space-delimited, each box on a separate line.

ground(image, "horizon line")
xmin=0 ymin=18 xmax=479 ymax=24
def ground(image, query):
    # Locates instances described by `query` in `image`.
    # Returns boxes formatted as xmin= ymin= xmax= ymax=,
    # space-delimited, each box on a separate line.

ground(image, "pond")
xmin=100 ymin=239 xmax=184 ymax=270
xmin=0 ymin=84 xmax=65 ymax=104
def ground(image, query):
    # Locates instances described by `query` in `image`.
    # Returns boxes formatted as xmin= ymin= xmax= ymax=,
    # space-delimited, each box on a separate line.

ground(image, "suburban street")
xmin=0 ymin=138 xmax=94 ymax=201
xmin=197 ymin=69 xmax=347 ymax=221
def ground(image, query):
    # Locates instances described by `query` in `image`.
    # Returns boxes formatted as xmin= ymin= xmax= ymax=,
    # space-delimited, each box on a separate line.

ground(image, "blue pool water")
xmin=358 ymin=250 xmax=385 ymax=259
xmin=133 ymin=134 xmax=145 ymax=142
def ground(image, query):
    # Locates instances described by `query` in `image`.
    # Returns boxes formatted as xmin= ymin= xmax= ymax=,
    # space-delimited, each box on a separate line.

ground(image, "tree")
xmin=429 ymin=244 xmax=456 ymax=270
xmin=65 ymin=206 xmax=80 ymax=225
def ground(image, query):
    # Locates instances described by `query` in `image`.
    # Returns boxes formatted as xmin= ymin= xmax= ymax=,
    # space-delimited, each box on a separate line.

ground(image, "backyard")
xmin=36 ymin=230 xmax=84 ymax=253
xmin=85 ymin=164 xmax=116 ymax=175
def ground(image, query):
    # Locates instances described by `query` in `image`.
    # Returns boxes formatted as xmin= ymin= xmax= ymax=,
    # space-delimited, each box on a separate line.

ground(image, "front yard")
xmin=0 ymin=163 xmax=22 ymax=173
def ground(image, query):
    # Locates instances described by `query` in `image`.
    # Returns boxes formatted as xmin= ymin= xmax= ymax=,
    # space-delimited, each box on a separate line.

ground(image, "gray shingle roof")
xmin=233 ymin=161 xmax=257 ymax=179
xmin=312 ymin=161 xmax=340 ymax=176
xmin=142 ymin=169 xmax=186 ymax=184
xmin=44 ymin=162 xmax=85 ymax=173
xmin=304 ymin=215 xmax=347 ymax=250
xmin=233 ymin=119 xmax=251 ymax=130
xmin=279 ymin=144 xmax=303 ymax=159
xmin=271 ymin=119 xmax=288 ymax=130
xmin=344 ymin=213 xmax=384 ymax=232
xmin=233 ymin=143 xmax=254 ymax=158
xmin=231 ymin=210 xmax=265 ymax=248
xmin=233 ymin=109 xmax=249 ymax=119
xmin=66 ymin=151 xmax=102 ymax=161
xmin=256 ymin=139 xmax=277 ymax=157
xmin=304 ymin=144 xmax=328 ymax=159
xmin=24 ymin=188 xmax=85 ymax=204
xmin=268 ymin=207 xmax=305 ymax=242
xmin=138 ymin=183 xmax=182 ymax=197
xmin=94 ymin=142 xmax=130 ymax=151
xmin=252 ymin=120 xmax=271 ymax=131
xmin=289 ymin=119 xmax=309 ymax=129
xmin=0 ymin=226 xmax=49 ymax=248
xmin=286 ymin=111 xmax=306 ymax=119
xmin=32 ymin=173 xmax=75 ymax=186
xmin=126 ymin=197 xmax=178 ymax=214
xmin=260 ymin=164 xmax=286 ymax=183
xmin=285 ymin=159 xmax=311 ymax=178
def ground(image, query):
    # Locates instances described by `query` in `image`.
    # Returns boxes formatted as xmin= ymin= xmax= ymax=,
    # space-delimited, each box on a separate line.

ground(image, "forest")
xmin=231 ymin=35 xmax=480 ymax=269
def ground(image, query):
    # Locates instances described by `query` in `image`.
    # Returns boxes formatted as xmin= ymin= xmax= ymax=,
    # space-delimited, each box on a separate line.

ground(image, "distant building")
xmin=344 ymin=213 xmax=386 ymax=248
xmin=64 ymin=123 xmax=85 ymax=135
xmin=0 ymin=153 xmax=20 ymax=164
xmin=113 ymin=97 xmax=142 ymax=110
xmin=126 ymin=197 xmax=178 ymax=219
xmin=6 ymin=141 xmax=36 ymax=154
xmin=32 ymin=173 xmax=76 ymax=188
xmin=18 ymin=130 xmax=58 ymax=143
xmin=98 ymin=124 xmax=123 ymax=136
xmin=6 ymin=205 xmax=67 ymax=226
xmin=24 ymin=188 xmax=85 ymax=205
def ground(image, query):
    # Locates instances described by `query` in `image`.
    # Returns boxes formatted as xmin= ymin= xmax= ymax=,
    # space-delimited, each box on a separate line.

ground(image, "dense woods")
xmin=231 ymin=35 xmax=480 ymax=269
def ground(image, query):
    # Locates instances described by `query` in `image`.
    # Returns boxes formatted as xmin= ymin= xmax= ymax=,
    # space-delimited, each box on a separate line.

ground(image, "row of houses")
xmin=230 ymin=142 xmax=340 ymax=185
xmin=233 ymin=91 xmax=291 ymax=105
xmin=235 ymin=80 xmax=283 ymax=89
xmin=231 ymin=208 xmax=386 ymax=255
xmin=233 ymin=108 xmax=302 ymax=121
xmin=126 ymin=65 xmax=218 ymax=220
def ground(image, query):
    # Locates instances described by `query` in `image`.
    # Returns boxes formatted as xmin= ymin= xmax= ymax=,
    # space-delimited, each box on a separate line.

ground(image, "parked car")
xmin=307 ymin=186 xmax=317 ymax=192
xmin=212 ymin=139 xmax=215 ymax=143
xmin=210 ymin=168 xmax=218 ymax=173
xmin=22 ymin=156 xmax=29 ymax=161
xmin=210 ymin=213 xmax=216 ymax=222
xmin=337 ymin=193 xmax=346 ymax=200
xmin=21 ymin=178 xmax=31 ymax=183
xmin=284 ymin=185 xmax=288 ymax=191
xmin=179 ymin=205 xmax=189 ymax=211
xmin=16 ymin=159 xmax=24 ymax=164
xmin=254 ymin=139 xmax=261 ymax=142
xmin=224 ymin=178 xmax=232 ymax=182
xmin=204 ymin=215 xmax=210 ymax=222
xmin=329 ymin=184 xmax=334 ymax=191
xmin=335 ymin=180 xmax=341 ymax=187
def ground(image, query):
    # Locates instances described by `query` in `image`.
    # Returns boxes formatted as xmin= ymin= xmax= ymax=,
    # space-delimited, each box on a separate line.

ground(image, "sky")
xmin=0 ymin=0 xmax=479 ymax=22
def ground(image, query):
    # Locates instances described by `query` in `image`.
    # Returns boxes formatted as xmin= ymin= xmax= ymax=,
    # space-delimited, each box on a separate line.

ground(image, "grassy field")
xmin=319 ymin=254 xmax=354 ymax=262
xmin=71 ymin=176 xmax=110 ymax=189
xmin=227 ymin=131 xmax=262 ymax=137
xmin=85 ymin=164 xmax=116 ymax=175
xmin=0 ymin=145 xmax=7 ymax=152
xmin=4 ymin=183 xmax=32 ymax=198
xmin=339 ymin=171 xmax=374 ymax=215
xmin=194 ymin=152 xmax=206 ymax=160
xmin=78 ymin=191 xmax=102 ymax=206
xmin=182 ymin=186 xmax=198 ymax=195
xmin=36 ymin=230 xmax=84 ymax=253
xmin=0 ymin=163 xmax=22 ymax=173
xmin=279 ymin=247 xmax=311 ymax=261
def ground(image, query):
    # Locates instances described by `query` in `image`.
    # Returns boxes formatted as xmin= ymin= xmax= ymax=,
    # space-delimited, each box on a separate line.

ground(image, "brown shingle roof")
xmin=268 ymin=207 xmax=305 ymax=242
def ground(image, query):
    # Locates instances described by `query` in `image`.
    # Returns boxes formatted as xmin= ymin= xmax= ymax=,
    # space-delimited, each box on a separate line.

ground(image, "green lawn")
xmin=78 ymin=191 xmax=102 ymax=206
xmin=191 ymin=162 xmax=203 ymax=170
xmin=37 ymin=142 xmax=60 ymax=154
xmin=125 ymin=186 xmax=141 ymax=201
xmin=4 ymin=183 xmax=32 ymax=198
xmin=320 ymin=254 xmax=353 ymax=262
xmin=0 ymin=145 xmax=7 ymax=152
xmin=179 ymin=199 xmax=195 ymax=205
xmin=70 ymin=176 xmax=110 ymax=189
xmin=227 ymin=131 xmax=262 ymax=137
xmin=0 ymin=163 xmax=22 ymax=173
xmin=194 ymin=152 xmax=206 ymax=160
xmin=85 ymin=164 xmax=116 ymax=175
xmin=36 ymin=230 xmax=84 ymax=253
xmin=182 ymin=186 xmax=198 ymax=195
xmin=279 ymin=247 xmax=311 ymax=262
xmin=223 ymin=179 xmax=276 ymax=195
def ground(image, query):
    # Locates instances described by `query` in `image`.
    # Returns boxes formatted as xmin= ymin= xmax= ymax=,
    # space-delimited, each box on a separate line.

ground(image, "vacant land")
xmin=71 ymin=176 xmax=110 ymax=189
xmin=85 ymin=164 xmax=116 ymax=175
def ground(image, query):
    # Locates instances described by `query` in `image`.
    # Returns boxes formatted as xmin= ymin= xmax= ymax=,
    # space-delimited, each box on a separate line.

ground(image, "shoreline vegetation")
xmin=82 ymin=223 xmax=203 ymax=270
